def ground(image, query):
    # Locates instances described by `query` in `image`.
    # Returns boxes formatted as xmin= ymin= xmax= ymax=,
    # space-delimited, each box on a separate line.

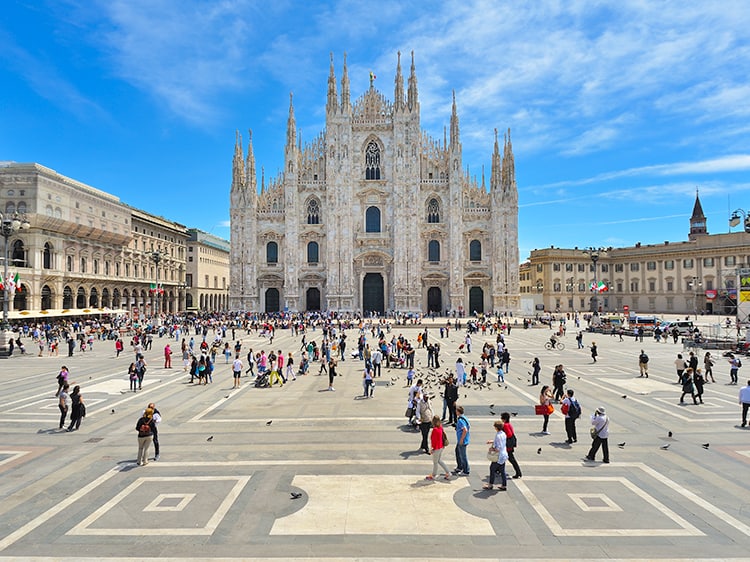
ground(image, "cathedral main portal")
xmin=362 ymin=273 xmax=385 ymax=314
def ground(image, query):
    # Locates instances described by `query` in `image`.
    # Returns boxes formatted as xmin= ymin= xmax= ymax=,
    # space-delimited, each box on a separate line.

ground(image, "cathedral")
xmin=229 ymin=52 xmax=520 ymax=315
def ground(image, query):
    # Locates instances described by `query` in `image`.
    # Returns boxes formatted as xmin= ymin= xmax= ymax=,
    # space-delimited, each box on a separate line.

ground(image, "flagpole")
xmin=0 ymin=213 xmax=30 ymax=358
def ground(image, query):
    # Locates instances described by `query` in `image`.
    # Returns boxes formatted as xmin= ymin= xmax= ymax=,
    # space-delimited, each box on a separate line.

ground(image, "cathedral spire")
xmin=501 ymin=128 xmax=517 ymax=199
xmin=450 ymin=90 xmax=460 ymax=147
xmin=394 ymin=51 xmax=404 ymax=111
xmin=260 ymin=166 xmax=265 ymax=194
xmin=490 ymin=128 xmax=501 ymax=191
xmin=245 ymin=129 xmax=256 ymax=193
xmin=231 ymin=129 xmax=244 ymax=192
xmin=286 ymin=92 xmax=296 ymax=150
xmin=407 ymin=50 xmax=418 ymax=110
xmin=326 ymin=52 xmax=338 ymax=115
xmin=341 ymin=52 xmax=351 ymax=112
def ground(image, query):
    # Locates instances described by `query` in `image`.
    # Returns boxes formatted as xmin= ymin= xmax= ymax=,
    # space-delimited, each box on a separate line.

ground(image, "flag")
xmin=369 ymin=70 xmax=376 ymax=82
xmin=0 ymin=272 xmax=3 ymax=291
xmin=7 ymin=272 xmax=18 ymax=294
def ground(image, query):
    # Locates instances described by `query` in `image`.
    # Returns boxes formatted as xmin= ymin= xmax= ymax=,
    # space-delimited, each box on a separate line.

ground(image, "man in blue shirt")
xmin=452 ymin=405 xmax=471 ymax=475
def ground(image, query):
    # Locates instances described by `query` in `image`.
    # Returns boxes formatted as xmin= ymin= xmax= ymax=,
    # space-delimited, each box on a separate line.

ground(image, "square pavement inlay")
xmin=516 ymin=476 xmax=703 ymax=537
xmin=67 ymin=475 xmax=250 ymax=536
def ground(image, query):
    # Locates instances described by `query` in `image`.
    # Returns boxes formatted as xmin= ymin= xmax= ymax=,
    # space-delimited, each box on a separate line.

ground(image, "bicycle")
xmin=544 ymin=341 xmax=565 ymax=351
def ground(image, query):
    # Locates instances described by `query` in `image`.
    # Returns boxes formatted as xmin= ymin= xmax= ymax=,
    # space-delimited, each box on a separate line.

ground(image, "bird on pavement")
xmin=660 ymin=443 xmax=670 ymax=450
xmin=537 ymin=448 xmax=542 ymax=454
xmin=668 ymin=431 xmax=673 ymax=437
xmin=618 ymin=442 xmax=626 ymax=448
xmin=266 ymin=420 xmax=273 ymax=425
xmin=206 ymin=436 xmax=213 ymax=442
xmin=702 ymin=443 xmax=710 ymax=449
xmin=290 ymin=492 xmax=303 ymax=499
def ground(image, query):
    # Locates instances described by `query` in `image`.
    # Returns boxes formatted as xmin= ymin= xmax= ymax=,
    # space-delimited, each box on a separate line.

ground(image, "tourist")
xmin=58 ymin=383 xmax=70 ymax=430
xmin=232 ymin=355 xmax=243 ymax=389
xmin=67 ymin=385 xmax=85 ymax=432
xmin=483 ymin=420 xmax=508 ymax=491
xmin=418 ymin=394 xmax=434 ymax=454
xmin=164 ymin=343 xmax=173 ymax=368
xmin=739 ymin=380 xmax=750 ymax=427
xmin=147 ymin=402 xmax=162 ymax=461
xmin=562 ymin=388 xmax=580 ymax=444
xmin=135 ymin=407 xmax=156 ymax=466
xmin=426 ymin=416 xmax=451 ymax=481
xmin=452 ymin=405 xmax=471 ymax=476
xmin=728 ymin=353 xmax=741 ymax=385
xmin=704 ymin=352 xmax=715 ymax=383
xmin=585 ymin=407 xmax=610 ymax=463
xmin=539 ymin=385 xmax=553 ymax=435
xmin=55 ymin=365 xmax=69 ymax=397
xmin=500 ymin=412 xmax=521 ymax=479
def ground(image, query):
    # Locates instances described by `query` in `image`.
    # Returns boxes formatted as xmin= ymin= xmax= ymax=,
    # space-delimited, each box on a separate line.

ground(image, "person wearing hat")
xmin=584 ymin=406 xmax=610 ymax=463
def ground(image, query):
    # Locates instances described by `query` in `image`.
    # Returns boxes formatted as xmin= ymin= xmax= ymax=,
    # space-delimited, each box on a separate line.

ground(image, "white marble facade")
xmin=230 ymin=53 xmax=520 ymax=315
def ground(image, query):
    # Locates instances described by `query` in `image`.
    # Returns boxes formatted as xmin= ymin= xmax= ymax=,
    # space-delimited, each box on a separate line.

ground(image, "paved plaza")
xmin=0 ymin=318 xmax=749 ymax=561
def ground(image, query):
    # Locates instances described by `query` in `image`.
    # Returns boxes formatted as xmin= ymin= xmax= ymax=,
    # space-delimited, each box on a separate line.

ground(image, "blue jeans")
xmin=489 ymin=461 xmax=507 ymax=487
xmin=455 ymin=443 xmax=469 ymax=474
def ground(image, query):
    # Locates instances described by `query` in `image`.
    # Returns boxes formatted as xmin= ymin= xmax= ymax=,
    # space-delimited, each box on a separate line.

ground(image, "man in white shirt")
xmin=232 ymin=355 xmax=243 ymax=389
xmin=739 ymin=380 xmax=750 ymax=427
xmin=371 ymin=348 xmax=383 ymax=377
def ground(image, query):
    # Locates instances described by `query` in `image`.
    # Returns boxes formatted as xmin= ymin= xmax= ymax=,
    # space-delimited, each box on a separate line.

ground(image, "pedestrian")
xmin=674 ymin=353 xmax=687 ymax=384
xmin=694 ymin=368 xmax=705 ymax=404
xmin=585 ymin=406 xmax=610 ymax=463
xmin=327 ymin=358 xmax=336 ymax=391
xmin=363 ymin=365 xmax=374 ymax=398
xmin=55 ymin=365 xmax=69 ymax=397
xmin=561 ymin=388 xmax=580 ymax=444
xmin=426 ymin=416 xmax=451 ymax=481
xmin=245 ymin=348 xmax=255 ymax=376
xmin=576 ymin=331 xmax=584 ymax=349
xmin=728 ymin=353 xmax=741 ymax=385
xmin=445 ymin=376 xmax=458 ymax=424
xmin=232 ymin=355 xmax=243 ymax=389
xmin=680 ymin=368 xmax=698 ymax=405
xmin=590 ymin=342 xmax=598 ymax=363
xmin=455 ymin=357 xmax=466 ymax=386
xmin=704 ymin=352 xmax=715 ymax=383
xmin=67 ymin=385 xmax=85 ymax=431
xmin=539 ymin=385 xmax=553 ymax=435
xmin=552 ymin=364 xmax=566 ymax=402
xmin=483 ymin=420 xmax=508 ymax=491
xmin=115 ymin=338 xmax=124 ymax=358
xmin=496 ymin=364 xmax=504 ymax=383
xmin=164 ymin=344 xmax=173 ymax=368
xmin=135 ymin=407 xmax=156 ymax=466
xmin=418 ymin=393 xmax=434 ymax=453
xmin=135 ymin=354 xmax=147 ymax=390
xmin=58 ymin=383 xmax=71 ymax=430
xmin=739 ymin=379 xmax=750 ymax=427
xmin=452 ymin=405 xmax=471 ymax=476
xmin=500 ymin=412 xmax=521 ymax=479
xmin=530 ymin=357 xmax=540 ymax=386
xmin=638 ymin=349 xmax=649 ymax=377
xmin=286 ymin=352 xmax=296 ymax=381
xmin=147 ymin=402 xmax=162 ymax=461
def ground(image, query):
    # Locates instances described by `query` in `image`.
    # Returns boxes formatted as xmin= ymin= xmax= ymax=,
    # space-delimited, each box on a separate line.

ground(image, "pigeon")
xmin=618 ymin=442 xmax=626 ymax=448
xmin=225 ymin=395 xmax=230 ymax=398
xmin=668 ymin=431 xmax=673 ymax=437
xmin=511 ymin=412 xmax=518 ymax=417
xmin=290 ymin=492 xmax=303 ymax=499
xmin=490 ymin=404 xmax=495 ymax=409
xmin=660 ymin=443 xmax=670 ymax=450
xmin=537 ymin=448 xmax=542 ymax=454
xmin=266 ymin=420 xmax=273 ymax=426
xmin=206 ymin=436 xmax=214 ymax=442
xmin=702 ymin=443 xmax=710 ymax=449
xmin=621 ymin=395 xmax=627 ymax=399
xmin=490 ymin=411 xmax=496 ymax=416
xmin=111 ymin=409 xmax=115 ymax=414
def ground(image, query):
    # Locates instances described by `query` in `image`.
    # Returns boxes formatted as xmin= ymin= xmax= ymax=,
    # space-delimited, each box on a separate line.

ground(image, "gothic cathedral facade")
xmin=229 ymin=53 xmax=520 ymax=315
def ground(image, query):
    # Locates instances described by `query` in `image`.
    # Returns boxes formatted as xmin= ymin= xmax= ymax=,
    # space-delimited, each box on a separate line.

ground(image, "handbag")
xmin=590 ymin=427 xmax=599 ymax=438
xmin=547 ymin=404 xmax=555 ymax=415
xmin=534 ymin=404 xmax=546 ymax=415
xmin=404 ymin=407 xmax=414 ymax=418
xmin=507 ymin=434 xmax=517 ymax=448
xmin=486 ymin=447 xmax=498 ymax=461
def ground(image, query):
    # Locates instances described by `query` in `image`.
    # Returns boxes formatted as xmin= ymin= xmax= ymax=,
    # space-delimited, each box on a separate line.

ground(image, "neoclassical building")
xmin=230 ymin=52 xmax=520 ymax=315
xmin=185 ymin=228 xmax=230 ymax=311
xmin=0 ymin=162 xmax=190 ymax=317
xmin=520 ymin=193 xmax=749 ymax=317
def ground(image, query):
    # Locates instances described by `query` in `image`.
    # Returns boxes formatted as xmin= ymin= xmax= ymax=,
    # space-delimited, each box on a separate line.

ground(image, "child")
xmin=497 ymin=365 xmax=505 ymax=383
xmin=407 ymin=367 xmax=415 ymax=386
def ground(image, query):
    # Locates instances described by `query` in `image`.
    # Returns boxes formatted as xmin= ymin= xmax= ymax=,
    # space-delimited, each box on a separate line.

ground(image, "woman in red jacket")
xmin=501 ymin=412 xmax=522 ymax=478
xmin=426 ymin=416 xmax=451 ymax=481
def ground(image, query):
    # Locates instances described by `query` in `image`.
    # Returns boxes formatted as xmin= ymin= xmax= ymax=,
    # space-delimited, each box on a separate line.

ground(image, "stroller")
xmin=254 ymin=372 xmax=270 ymax=388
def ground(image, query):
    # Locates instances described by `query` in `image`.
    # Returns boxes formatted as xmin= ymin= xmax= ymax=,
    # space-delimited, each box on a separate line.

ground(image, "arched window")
xmin=266 ymin=241 xmax=278 ymax=264
xmin=307 ymin=241 xmax=319 ymax=264
xmin=5 ymin=202 xmax=15 ymax=215
xmin=63 ymin=286 xmax=73 ymax=309
xmin=66 ymin=255 xmax=73 ymax=272
xmin=365 ymin=206 xmax=381 ymax=233
xmin=428 ymin=240 xmax=440 ymax=262
xmin=11 ymin=240 xmax=27 ymax=267
xmin=365 ymin=141 xmax=381 ymax=180
xmin=45 ymin=205 xmax=53 ymax=216
xmin=16 ymin=201 xmax=26 ymax=214
xmin=80 ymin=257 xmax=87 ymax=273
xmin=307 ymin=198 xmax=321 ymax=224
xmin=41 ymin=285 xmax=52 ymax=310
xmin=469 ymin=239 xmax=482 ymax=261
xmin=427 ymin=198 xmax=440 ymax=223
xmin=43 ymin=243 xmax=53 ymax=269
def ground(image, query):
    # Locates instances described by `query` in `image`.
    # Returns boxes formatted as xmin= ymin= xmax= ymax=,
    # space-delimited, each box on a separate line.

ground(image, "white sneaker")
xmin=541 ymin=431 xmax=550 ymax=435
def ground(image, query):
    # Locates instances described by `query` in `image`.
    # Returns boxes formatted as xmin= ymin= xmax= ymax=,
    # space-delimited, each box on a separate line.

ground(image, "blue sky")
xmin=2 ymin=1 xmax=750 ymax=260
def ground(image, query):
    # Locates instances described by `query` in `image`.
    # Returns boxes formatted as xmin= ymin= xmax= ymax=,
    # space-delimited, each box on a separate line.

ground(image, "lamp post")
xmin=729 ymin=209 xmax=750 ymax=233
xmin=150 ymin=248 xmax=162 ymax=327
xmin=584 ymin=247 xmax=606 ymax=314
xmin=691 ymin=276 xmax=702 ymax=320
xmin=566 ymin=276 xmax=575 ymax=311
xmin=1 ymin=212 xmax=31 ymax=357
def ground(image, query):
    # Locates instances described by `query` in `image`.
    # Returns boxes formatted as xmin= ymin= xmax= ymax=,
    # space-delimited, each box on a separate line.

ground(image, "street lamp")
xmin=584 ymin=247 xmax=607 ymax=314
xmin=566 ymin=276 xmax=575 ymax=311
xmin=691 ymin=276 xmax=703 ymax=320
xmin=150 ymin=247 xmax=163 ymax=326
xmin=729 ymin=209 xmax=750 ymax=233
xmin=177 ymin=282 xmax=187 ymax=313
xmin=1 ymin=212 xmax=30 ymax=357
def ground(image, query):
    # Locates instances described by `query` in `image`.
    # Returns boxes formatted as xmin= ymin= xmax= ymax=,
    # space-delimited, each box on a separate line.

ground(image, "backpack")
xmin=738 ymin=359 xmax=743 ymax=368
xmin=568 ymin=399 xmax=581 ymax=420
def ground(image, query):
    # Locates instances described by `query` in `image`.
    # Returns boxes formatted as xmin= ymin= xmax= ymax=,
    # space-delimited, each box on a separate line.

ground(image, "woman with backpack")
xmin=426 ymin=416 xmax=451 ymax=481
xmin=135 ymin=407 xmax=156 ymax=466
xmin=562 ymin=388 xmax=580 ymax=443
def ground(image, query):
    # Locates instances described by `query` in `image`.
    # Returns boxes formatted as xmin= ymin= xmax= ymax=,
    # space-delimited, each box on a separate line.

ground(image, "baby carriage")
xmin=457 ymin=343 xmax=465 ymax=353
xmin=254 ymin=372 xmax=270 ymax=388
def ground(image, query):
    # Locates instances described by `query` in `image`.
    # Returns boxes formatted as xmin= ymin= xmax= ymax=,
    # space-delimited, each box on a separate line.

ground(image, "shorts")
xmin=233 ymin=371 xmax=241 ymax=379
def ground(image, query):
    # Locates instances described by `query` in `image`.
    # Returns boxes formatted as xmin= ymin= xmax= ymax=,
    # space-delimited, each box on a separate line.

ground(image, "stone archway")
xmin=265 ymin=288 xmax=280 ymax=313
xmin=363 ymin=273 xmax=384 ymax=314
xmin=427 ymin=287 xmax=442 ymax=313
xmin=469 ymin=286 xmax=484 ymax=315
xmin=306 ymin=287 xmax=321 ymax=311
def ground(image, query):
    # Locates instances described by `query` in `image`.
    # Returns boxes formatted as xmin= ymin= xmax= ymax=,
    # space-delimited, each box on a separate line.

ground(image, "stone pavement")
xmin=0 ymin=319 xmax=749 ymax=561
